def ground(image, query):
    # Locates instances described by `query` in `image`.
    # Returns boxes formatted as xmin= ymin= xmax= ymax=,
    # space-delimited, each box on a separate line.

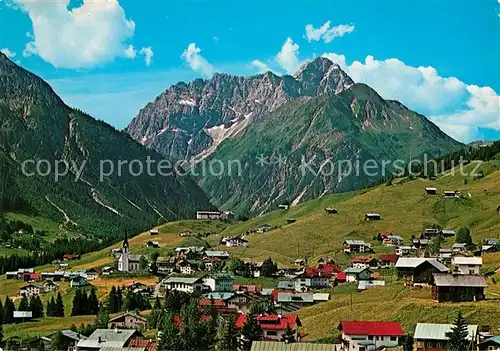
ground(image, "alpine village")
xmin=1 ymin=16 xmax=500 ymax=351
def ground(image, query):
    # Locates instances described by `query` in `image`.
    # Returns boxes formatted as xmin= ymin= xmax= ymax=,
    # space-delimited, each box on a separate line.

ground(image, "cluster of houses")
xmin=338 ymin=232 xmax=493 ymax=302
xmin=153 ymin=246 xmax=232 ymax=275
xmin=425 ymin=187 xmax=463 ymax=199
xmin=221 ymin=236 xmax=249 ymax=247
xmin=5 ymin=266 xmax=105 ymax=297
xmin=196 ymin=210 xmax=234 ymax=220
xmin=36 ymin=315 xmax=499 ymax=351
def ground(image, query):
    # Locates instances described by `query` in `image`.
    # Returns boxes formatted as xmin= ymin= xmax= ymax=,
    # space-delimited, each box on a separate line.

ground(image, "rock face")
xmin=126 ymin=57 xmax=354 ymax=163
xmin=0 ymin=52 xmax=214 ymax=238
xmin=127 ymin=56 xmax=464 ymax=216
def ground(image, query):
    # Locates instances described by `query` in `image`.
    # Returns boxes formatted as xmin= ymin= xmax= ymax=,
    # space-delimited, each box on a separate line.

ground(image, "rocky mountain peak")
xmin=295 ymin=57 xmax=354 ymax=95
xmin=126 ymin=57 xmax=357 ymax=162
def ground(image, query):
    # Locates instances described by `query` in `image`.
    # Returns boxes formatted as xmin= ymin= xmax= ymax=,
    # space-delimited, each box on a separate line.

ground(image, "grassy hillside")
xmin=207 ymin=160 xmax=500 ymax=268
xmin=4 ymin=160 xmax=499 ymax=342
xmin=296 ymin=280 xmax=500 ymax=341
xmin=43 ymin=160 xmax=500 ymax=271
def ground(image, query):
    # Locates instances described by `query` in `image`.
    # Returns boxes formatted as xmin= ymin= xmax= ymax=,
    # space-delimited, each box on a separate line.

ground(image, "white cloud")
xmin=124 ymin=45 xmax=137 ymax=59
xmin=13 ymin=0 xmax=152 ymax=69
xmin=139 ymin=47 xmax=154 ymax=67
xmin=250 ymin=60 xmax=272 ymax=73
xmin=0 ymin=48 xmax=17 ymax=58
xmin=122 ymin=45 xmax=154 ymax=66
xmin=319 ymin=53 xmax=499 ymax=142
xmin=181 ymin=43 xmax=215 ymax=78
xmin=305 ymin=21 xmax=355 ymax=43
xmin=275 ymin=38 xmax=301 ymax=75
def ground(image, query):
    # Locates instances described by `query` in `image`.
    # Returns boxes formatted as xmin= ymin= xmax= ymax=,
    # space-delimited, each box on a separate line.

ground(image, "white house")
xmin=85 ymin=268 xmax=101 ymax=280
xmin=338 ymin=321 xmax=404 ymax=351
xmin=451 ymin=256 xmax=482 ymax=275
xmin=292 ymin=272 xmax=329 ymax=291
xmin=344 ymin=267 xmax=373 ymax=283
xmin=177 ymin=260 xmax=199 ymax=275
xmin=343 ymin=240 xmax=372 ymax=253
xmin=19 ymin=284 xmax=44 ymax=297
xmin=225 ymin=237 xmax=248 ymax=247
xmin=160 ymin=276 xmax=205 ymax=293
xmin=395 ymin=246 xmax=414 ymax=256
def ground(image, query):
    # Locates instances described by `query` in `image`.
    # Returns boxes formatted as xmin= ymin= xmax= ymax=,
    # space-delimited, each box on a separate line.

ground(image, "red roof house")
xmin=235 ymin=314 xmax=302 ymax=341
xmin=232 ymin=284 xmax=262 ymax=293
xmin=338 ymin=321 xmax=404 ymax=349
xmin=378 ymin=232 xmax=393 ymax=240
xmin=339 ymin=321 xmax=404 ymax=336
xmin=62 ymin=254 xmax=81 ymax=261
xmin=335 ymin=272 xmax=347 ymax=282
xmin=380 ymin=253 xmax=398 ymax=266
xmin=29 ymin=273 xmax=41 ymax=281
xmin=199 ymin=298 xmax=226 ymax=307
xmin=127 ymin=339 xmax=158 ymax=351
xmin=304 ymin=264 xmax=343 ymax=278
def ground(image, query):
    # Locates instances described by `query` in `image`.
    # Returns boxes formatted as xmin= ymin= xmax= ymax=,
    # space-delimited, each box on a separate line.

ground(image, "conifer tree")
xmin=116 ymin=287 xmax=123 ymax=312
xmin=3 ymin=297 xmax=15 ymax=324
xmin=71 ymin=289 xmax=82 ymax=316
xmin=153 ymin=296 xmax=162 ymax=310
xmin=106 ymin=286 xmax=117 ymax=313
xmin=18 ymin=295 xmax=29 ymax=311
xmin=29 ymin=295 xmax=44 ymax=318
xmin=157 ymin=313 xmax=182 ymax=351
xmin=0 ymin=298 xmax=4 ymax=324
xmin=215 ymin=315 xmax=238 ymax=351
xmin=241 ymin=309 xmax=262 ymax=350
xmin=46 ymin=297 xmax=56 ymax=317
xmin=55 ymin=292 xmax=65 ymax=317
xmin=92 ymin=307 xmax=110 ymax=329
xmin=446 ymin=311 xmax=470 ymax=351
xmin=80 ymin=290 xmax=89 ymax=315
xmin=88 ymin=288 xmax=99 ymax=315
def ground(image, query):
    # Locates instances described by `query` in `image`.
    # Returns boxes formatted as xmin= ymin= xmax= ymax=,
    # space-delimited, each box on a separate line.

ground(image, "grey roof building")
xmin=76 ymin=329 xmax=138 ymax=350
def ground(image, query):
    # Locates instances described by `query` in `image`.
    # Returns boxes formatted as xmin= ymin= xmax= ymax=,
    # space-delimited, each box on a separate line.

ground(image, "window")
xmin=390 ymin=336 xmax=397 ymax=341
xmin=368 ymin=336 xmax=373 ymax=340
xmin=266 ymin=331 xmax=277 ymax=336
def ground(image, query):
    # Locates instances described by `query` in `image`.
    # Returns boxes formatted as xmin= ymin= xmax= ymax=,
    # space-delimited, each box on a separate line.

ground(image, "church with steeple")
xmin=117 ymin=234 xmax=145 ymax=272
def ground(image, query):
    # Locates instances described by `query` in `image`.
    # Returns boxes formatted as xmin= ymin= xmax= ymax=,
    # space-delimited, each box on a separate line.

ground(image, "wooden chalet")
xmin=425 ymin=187 xmax=437 ymax=195
xmin=365 ymin=213 xmax=381 ymax=221
xmin=324 ymin=208 xmax=338 ymax=215
xmin=431 ymin=273 xmax=487 ymax=302
xmin=343 ymin=240 xmax=372 ymax=253
xmin=421 ymin=228 xmax=442 ymax=239
xmin=395 ymin=258 xmax=449 ymax=285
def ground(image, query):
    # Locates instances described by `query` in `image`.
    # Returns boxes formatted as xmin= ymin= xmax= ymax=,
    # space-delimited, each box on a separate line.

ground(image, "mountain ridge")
xmin=0 ymin=54 xmax=215 ymax=244
xmin=125 ymin=58 xmax=463 ymax=215
xmin=126 ymin=57 xmax=356 ymax=163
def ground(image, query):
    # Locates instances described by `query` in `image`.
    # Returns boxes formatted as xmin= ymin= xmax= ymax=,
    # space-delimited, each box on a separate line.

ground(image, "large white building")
xmin=451 ymin=256 xmax=482 ymax=275
xmin=117 ymin=237 xmax=144 ymax=272
xmin=160 ymin=276 xmax=205 ymax=293
xmin=338 ymin=321 xmax=404 ymax=351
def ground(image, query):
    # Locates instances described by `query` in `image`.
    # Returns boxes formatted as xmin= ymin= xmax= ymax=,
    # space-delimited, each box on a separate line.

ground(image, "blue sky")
xmin=0 ymin=0 xmax=499 ymax=142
